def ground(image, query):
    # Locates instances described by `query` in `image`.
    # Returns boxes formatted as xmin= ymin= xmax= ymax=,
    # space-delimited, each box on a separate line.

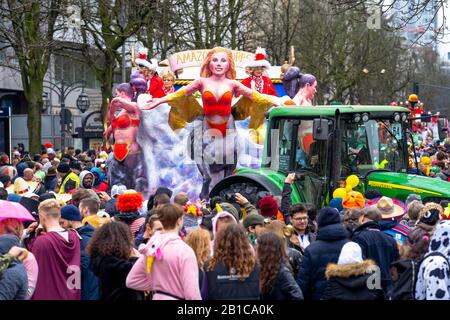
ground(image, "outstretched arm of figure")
xmin=233 ymin=80 xmax=281 ymax=106
xmin=143 ymin=79 xmax=203 ymax=110
xmin=109 ymin=97 xmax=139 ymax=119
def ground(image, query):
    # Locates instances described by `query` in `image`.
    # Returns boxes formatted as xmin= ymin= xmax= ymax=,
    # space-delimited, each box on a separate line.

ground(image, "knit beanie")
xmin=219 ymin=202 xmax=240 ymax=222
xmin=57 ymin=163 xmax=70 ymax=174
xmin=61 ymin=204 xmax=82 ymax=222
xmin=329 ymin=197 xmax=344 ymax=212
xmin=258 ymin=196 xmax=279 ymax=218
xmin=317 ymin=207 xmax=341 ymax=228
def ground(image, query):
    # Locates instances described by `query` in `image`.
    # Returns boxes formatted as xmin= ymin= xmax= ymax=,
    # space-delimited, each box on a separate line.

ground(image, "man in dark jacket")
xmin=60 ymin=204 xmax=99 ymax=300
xmin=297 ymin=207 xmax=349 ymax=300
xmin=351 ymin=207 xmax=399 ymax=296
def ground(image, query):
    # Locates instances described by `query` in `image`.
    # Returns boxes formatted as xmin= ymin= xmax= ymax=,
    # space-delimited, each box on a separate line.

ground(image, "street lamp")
xmin=43 ymin=79 xmax=90 ymax=151
xmin=76 ymin=87 xmax=90 ymax=113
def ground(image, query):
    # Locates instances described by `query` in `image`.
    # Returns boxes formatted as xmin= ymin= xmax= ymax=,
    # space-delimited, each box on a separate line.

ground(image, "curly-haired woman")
xmin=257 ymin=232 xmax=303 ymax=300
xmin=87 ymin=221 xmax=144 ymax=300
xmin=204 ymin=223 xmax=260 ymax=299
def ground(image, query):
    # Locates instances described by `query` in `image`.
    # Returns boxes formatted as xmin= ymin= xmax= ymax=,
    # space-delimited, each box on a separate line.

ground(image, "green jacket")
xmin=0 ymin=254 xmax=14 ymax=273
xmin=242 ymin=202 xmax=258 ymax=220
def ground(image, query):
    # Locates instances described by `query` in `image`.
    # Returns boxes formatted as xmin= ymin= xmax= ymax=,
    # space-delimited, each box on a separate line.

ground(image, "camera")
xmin=294 ymin=172 xmax=305 ymax=181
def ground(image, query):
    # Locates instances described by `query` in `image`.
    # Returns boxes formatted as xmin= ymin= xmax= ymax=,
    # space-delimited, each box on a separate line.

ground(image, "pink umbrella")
xmin=0 ymin=200 xmax=36 ymax=222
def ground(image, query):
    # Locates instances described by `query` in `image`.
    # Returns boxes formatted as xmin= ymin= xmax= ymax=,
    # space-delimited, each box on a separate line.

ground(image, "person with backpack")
xmin=297 ymin=207 xmax=349 ymax=300
xmin=415 ymin=220 xmax=450 ymax=300
xmin=389 ymin=227 xmax=431 ymax=300
xmin=351 ymin=206 xmax=399 ymax=297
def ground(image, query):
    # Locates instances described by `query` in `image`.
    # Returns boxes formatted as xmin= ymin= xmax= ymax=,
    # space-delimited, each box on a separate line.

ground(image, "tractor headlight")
xmin=362 ymin=113 xmax=369 ymax=122
xmin=393 ymin=112 xmax=401 ymax=122
xmin=353 ymin=113 xmax=361 ymax=123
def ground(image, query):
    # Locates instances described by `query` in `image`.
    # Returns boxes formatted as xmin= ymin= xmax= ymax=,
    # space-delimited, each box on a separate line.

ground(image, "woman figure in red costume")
xmin=144 ymin=47 xmax=277 ymax=199
xmin=105 ymin=81 xmax=147 ymax=193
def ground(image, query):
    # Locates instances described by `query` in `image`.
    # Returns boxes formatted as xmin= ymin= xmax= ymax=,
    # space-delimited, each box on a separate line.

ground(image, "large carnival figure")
xmin=105 ymin=77 xmax=148 ymax=193
xmin=281 ymin=66 xmax=317 ymax=106
xmin=279 ymin=66 xmax=318 ymax=166
xmin=144 ymin=47 xmax=277 ymax=198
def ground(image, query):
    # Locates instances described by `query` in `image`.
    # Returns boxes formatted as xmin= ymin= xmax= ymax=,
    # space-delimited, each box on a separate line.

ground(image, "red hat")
xmin=116 ymin=190 xmax=144 ymax=212
xmin=135 ymin=47 xmax=158 ymax=71
xmin=44 ymin=142 xmax=53 ymax=149
xmin=258 ymin=196 xmax=278 ymax=217
xmin=245 ymin=47 xmax=271 ymax=70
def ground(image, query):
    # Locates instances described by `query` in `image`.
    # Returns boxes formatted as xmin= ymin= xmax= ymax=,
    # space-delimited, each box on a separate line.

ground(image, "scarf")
xmin=251 ymin=75 xmax=263 ymax=93
xmin=163 ymin=86 xmax=175 ymax=95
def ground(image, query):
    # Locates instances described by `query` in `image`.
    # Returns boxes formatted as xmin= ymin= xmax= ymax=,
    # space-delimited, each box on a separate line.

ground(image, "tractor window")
xmin=273 ymin=118 xmax=328 ymax=176
xmin=294 ymin=120 xmax=328 ymax=177
xmin=277 ymin=119 xmax=295 ymax=172
xmin=341 ymin=120 xmax=406 ymax=177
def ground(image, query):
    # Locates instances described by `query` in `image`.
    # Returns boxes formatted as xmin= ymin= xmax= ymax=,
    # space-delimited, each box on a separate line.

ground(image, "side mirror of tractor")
xmin=313 ymin=118 xmax=329 ymax=141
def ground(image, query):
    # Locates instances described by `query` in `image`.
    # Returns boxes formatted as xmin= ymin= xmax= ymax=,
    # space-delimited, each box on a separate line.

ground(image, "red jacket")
xmin=148 ymin=75 xmax=165 ymax=98
xmin=240 ymin=76 xmax=278 ymax=96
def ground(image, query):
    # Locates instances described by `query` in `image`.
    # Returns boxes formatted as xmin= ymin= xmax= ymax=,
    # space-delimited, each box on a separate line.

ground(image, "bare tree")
xmin=0 ymin=0 xmax=64 ymax=154
xmin=77 ymin=0 xmax=150 ymax=127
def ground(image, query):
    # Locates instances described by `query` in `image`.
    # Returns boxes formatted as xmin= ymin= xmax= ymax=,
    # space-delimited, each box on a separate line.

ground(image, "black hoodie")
xmin=90 ymin=255 xmax=144 ymax=301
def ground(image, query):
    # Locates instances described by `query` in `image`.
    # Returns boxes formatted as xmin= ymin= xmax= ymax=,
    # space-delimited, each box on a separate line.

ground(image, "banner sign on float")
xmin=168 ymin=49 xmax=255 ymax=72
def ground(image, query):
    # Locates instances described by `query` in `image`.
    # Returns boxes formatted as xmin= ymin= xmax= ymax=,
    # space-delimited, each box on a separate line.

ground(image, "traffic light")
xmin=60 ymin=109 xmax=72 ymax=129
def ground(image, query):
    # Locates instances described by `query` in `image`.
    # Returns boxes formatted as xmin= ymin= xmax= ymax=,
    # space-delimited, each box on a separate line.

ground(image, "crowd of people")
xmin=0 ymin=135 xmax=449 ymax=301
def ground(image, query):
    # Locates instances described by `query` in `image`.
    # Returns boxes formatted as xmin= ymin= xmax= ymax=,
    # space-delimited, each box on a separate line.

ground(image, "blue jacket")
xmin=296 ymin=223 xmax=349 ymax=300
xmin=77 ymin=224 xmax=99 ymax=300
xmin=351 ymin=221 xmax=399 ymax=291
xmin=0 ymin=235 xmax=28 ymax=300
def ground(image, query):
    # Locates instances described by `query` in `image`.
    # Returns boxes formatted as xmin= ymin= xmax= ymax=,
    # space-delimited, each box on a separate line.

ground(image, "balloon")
xmin=346 ymin=175 xmax=360 ymax=188
xmin=345 ymin=185 xmax=353 ymax=193
xmin=333 ymin=188 xmax=347 ymax=199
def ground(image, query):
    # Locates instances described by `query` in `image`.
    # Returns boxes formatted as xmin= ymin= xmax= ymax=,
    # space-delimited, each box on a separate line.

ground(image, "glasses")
xmin=292 ymin=217 xmax=308 ymax=222
xmin=163 ymin=79 xmax=173 ymax=82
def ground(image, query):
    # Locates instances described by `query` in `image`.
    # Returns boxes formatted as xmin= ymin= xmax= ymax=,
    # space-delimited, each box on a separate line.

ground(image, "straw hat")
xmin=371 ymin=196 xmax=405 ymax=219
xmin=6 ymin=177 xmax=38 ymax=198
xmin=55 ymin=193 xmax=72 ymax=205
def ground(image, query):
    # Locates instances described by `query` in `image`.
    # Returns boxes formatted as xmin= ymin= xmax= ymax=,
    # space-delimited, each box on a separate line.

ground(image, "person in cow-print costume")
xmin=415 ymin=219 xmax=450 ymax=300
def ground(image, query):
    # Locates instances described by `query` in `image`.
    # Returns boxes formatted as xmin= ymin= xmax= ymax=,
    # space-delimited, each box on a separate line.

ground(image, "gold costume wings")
xmin=165 ymin=87 xmax=274 ymax=144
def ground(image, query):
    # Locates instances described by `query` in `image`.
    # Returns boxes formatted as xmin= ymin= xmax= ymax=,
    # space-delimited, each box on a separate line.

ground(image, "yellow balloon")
xmin=346 ymin=175 xmax=360 ymax=188
xmin=345 ymin=185 xmax=353 ymax=192
xmin=333 ymin=188 xmax=347 ymax=199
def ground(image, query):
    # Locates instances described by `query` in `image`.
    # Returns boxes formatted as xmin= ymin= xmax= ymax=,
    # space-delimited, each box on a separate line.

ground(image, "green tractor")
xmin=210 ymin=105 xmax=450 ymax=207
